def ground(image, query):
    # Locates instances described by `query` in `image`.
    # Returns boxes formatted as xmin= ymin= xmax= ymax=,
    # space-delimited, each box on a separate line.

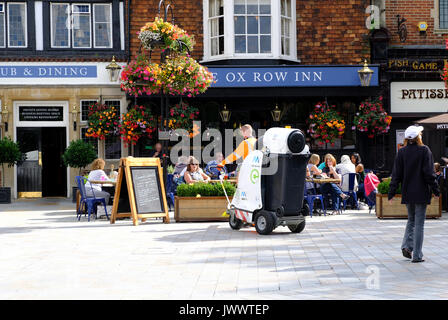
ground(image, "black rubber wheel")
xmin=229 ymin=213 xmax=243 ymax=230
xmin=255 ymin=211 xmax=275 ymax=235
xmin=301 ymin=202 xmax=310 ymax=217
xmin=288 ymin=220 xmax=306 ymax=233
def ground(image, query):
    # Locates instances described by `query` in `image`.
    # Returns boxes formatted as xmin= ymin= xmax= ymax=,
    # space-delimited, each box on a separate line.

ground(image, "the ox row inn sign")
xmin=208 ymin=66 xmax=379 ymax=88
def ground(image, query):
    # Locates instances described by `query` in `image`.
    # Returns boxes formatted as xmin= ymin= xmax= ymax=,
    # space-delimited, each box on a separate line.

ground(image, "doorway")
xmin=17 ymin=127 xmax=67 ymax=197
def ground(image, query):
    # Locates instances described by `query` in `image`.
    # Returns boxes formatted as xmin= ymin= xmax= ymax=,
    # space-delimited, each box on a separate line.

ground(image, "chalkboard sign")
xmin=131 ymin=167 xmax=163 ymax=214
xmin=110 ymin=157 xmax=169 ymax=226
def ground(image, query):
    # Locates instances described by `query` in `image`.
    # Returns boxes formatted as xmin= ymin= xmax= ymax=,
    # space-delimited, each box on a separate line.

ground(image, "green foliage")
xmin=377 ymin=179 xmax=401 ymax=195
xmin=0 ymin=137 xmax=23 ymax=167
xmin=62 ymin=139 xmax=97 ymax=171
xmin=176 ymin=181 xmax=236 ymax=197
xmin=167 ymin=165 xmax=174 ymax=174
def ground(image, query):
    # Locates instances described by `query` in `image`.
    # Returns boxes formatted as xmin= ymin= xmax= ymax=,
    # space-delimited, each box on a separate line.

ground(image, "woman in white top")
xmin=336 ymin=155 xmax=358 ymax=192
xmin=85 ymin=158 xmax=111 ymax=204
xmin=306 ymin=154 xmax=322 ymax=193
xmin=184 ymin=156 xmax=211 ymax=184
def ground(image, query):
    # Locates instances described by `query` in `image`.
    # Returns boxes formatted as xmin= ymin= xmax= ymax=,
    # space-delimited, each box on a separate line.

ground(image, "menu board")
xmin=131 ymin=167 xmax=163 ymax=213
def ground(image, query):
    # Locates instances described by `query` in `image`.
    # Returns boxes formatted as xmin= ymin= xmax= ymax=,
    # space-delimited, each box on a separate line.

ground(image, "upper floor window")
xmin=0 ymin=2 xmax=27 ymax=48
xmin=50 ymin=2 xmax=112 ymax=49
xmin=441 ymin=0 xmax=448 ymax=29
xmin=203 ymin=0 xmax=296 ymax=61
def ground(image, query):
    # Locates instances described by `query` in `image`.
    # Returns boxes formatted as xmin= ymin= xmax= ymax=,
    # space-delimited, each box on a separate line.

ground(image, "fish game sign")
xmin=208 ymin=65 xmax=379 ymax=88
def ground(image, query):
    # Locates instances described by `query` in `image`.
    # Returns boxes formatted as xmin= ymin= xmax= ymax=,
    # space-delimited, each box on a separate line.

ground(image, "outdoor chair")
xmin=304 ymin=182 xmax=326 ymax=217
xmin=166 ymin=173 xmax=176 ymax=210
xmin=75 ymin=176 xmax=109 ymax=222
xmin=342 ymin=173 xmax=359 ymax=210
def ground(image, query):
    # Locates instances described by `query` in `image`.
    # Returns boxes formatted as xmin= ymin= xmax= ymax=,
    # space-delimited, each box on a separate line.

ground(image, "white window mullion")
xmin=290 ymin=0 xmax=297 ymax=60
xmin=119 ymin=1 xmax=125 ymax=50
xmin=272 ymin=0 xmax=280 ymax=57
xmin=0 ymin=3 xmax=5 ymax=48
xmin=35 ymin=1 xmax=43 ymax=50
xmin=224 ymin=0 xmax=233 ymax=57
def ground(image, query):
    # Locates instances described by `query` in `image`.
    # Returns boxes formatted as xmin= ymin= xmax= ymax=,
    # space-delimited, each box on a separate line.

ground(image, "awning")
xmin=416 ymin=113 xmax=448 ymax=130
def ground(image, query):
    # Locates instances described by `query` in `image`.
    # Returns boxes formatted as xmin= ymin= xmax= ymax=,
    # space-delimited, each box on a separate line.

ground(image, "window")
xmin=50 ymin=2 xmax=113 ymax=49
xmin=81 ymin=127 xmax=98 ymax=156
xmin=103 ymin=100 xmax=121 ymax=160
xmin=0 ymin=2 xmax=27 ymax=48
xmin=441 ymin=0 xmax=448 ymax=29
xmin=204 ymin=0 xmax=296 ymax=60
xmin=80 ymin=99 xmax=97 ymax=122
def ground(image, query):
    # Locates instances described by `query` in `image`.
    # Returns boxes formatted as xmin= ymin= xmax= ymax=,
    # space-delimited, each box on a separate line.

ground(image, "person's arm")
xmin=220 ymin=140 xmax=249 ymax=166
xmin=388 ymin=150 xmax=403 ymax=200
xmin=201 ymin=172 xmax=211 ymax=182
xmin=423 ymin=148 xmax=440 ymax=196
xmin=329 ymin=166 xmax=341 ymax=179
xmin=184 ymin=171 xmax=194 ymax=184
xmin=310 ymin=165 xmax=322 ymax=175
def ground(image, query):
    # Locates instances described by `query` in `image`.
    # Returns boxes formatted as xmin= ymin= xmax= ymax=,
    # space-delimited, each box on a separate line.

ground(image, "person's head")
xmin=91 ymin=158 xmax=106 ymax=171
xmin=350 ymin=153 xmax=361 ymax=165
xmin=155 ymin=142 xmax=162 ymax=152
xmin=309 ymin=154 xmax=320 ymax=166
xmin=240 ymin=124 xmax=253 ymax=139
xmin=403 ymin=125 xmax=424 ymax=146
xmin=187 ymin=156 xmax=200 ymax=172
xmin=324 ymin=154 xmax=336 ymax=167
xmin=435 ymin=162 xmax=441 ymax=173
xmin=177 ymin=156 xmax=189 ymax=166
xmin=215 ymin=152 xmax=224 ymax=163
xmin=340 ymin=155 xmax=351 ymax=165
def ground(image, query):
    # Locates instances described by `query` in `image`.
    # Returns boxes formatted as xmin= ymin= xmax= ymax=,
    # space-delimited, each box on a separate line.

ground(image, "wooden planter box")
xmin=174 ymin=196 xmax=232 ymax=222
xmin=376 ymin=194 xmax=441 ymax=219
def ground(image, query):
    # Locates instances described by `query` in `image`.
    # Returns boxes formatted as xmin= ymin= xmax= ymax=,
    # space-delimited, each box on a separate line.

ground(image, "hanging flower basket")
xmin=85 ymin=103 xmax=120 ymax=140
xmin=167 ymin=101 xmax=200 ymax=131
xmin=119 ymin=105 xmax=157 ymax=146
xmin=353 ymin=96 xmax=392 ymax=139
xmin=120 ymin=55 xmax=163 ymax=96
xmin=138 ymin=17 xmax=195 ymax=52
xmin=307 ymin=102 xmax=345 ymax=146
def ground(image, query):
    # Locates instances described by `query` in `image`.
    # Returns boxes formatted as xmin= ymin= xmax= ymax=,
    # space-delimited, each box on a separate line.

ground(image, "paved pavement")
xmin=1 ymin=198 xmax=448 ymax=300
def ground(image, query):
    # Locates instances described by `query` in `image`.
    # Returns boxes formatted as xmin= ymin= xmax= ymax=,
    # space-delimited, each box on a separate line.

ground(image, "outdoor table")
xmin=306 ymin=178 xmax=341 ymax=184
xmin=209 ymin=179 xmax=238 ymax=184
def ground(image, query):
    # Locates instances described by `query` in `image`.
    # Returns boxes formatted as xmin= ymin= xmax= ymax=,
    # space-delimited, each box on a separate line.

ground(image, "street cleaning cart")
xmin=220 ymin=127 xmax=310 ymax=235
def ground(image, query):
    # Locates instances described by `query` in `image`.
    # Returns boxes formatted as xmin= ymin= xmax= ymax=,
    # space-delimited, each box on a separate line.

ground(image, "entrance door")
xmin=17 ymin=128 xmax=42 ymax=197
xmin=17 ymin=127 xmax=67 ymax=197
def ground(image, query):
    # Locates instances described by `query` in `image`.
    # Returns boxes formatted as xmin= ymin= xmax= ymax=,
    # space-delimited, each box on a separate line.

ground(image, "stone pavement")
xmin=1 ymin=198 xmax=448 ymax=300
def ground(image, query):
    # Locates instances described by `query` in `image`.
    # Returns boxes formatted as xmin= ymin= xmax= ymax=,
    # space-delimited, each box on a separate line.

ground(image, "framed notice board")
xmin=110 ymin=157 xmax=169 ymax=226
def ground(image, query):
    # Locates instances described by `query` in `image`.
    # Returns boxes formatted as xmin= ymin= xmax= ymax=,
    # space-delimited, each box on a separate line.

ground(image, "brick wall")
xmin=386 ymin=0 xmax=448 ymax=45
xmin=130 ymin=0 xmax=370 ymax=65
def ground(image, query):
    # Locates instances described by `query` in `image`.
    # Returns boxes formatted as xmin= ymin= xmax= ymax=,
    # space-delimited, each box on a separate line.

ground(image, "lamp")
xmin=271 ymin=104 xmax=282 ymax=122
xmin=219 ymin=104 xmax=231 ymax=122
xmin=358 ymin=60 xmax=374 ymax=87
xmin=71 ymin=105 xmax=78 ymax=131
xmin=106 ymin=56 xmax=122 ymax=82
xmin=1 ymin=105 xmax=9 ymax=132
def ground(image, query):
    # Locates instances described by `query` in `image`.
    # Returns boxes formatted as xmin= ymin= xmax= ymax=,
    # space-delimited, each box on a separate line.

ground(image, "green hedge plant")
xmin=377 ymin=179 xmax=401 ymax=195
xmin=176 ymin=181 xmax=236 ymax=197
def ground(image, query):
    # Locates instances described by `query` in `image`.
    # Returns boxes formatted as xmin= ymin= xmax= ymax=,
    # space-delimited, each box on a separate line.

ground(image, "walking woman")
xmin=388 ymin=125 xmax=440 ymax=263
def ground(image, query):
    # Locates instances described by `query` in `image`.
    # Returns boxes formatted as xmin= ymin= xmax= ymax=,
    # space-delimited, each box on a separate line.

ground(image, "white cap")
xmin=404 ymin=125 xmax=424 ymax=139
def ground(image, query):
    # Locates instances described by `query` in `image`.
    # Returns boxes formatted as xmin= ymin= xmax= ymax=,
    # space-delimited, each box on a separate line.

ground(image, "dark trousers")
xmin=320 ymin=183 xmax=343 ymax=210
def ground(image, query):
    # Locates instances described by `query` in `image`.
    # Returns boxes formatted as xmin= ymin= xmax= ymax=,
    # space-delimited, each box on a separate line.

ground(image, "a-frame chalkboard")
xmin=110 ymin=157 xmax=170 ymax=226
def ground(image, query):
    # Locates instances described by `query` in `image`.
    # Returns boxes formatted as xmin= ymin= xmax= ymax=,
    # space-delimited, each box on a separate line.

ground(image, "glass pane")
xmin=260 ymin=16 xmax=270 ymax=34
xmin=234 ymin=16 xmax=245 ymax=34
xmin=218 ymin=16 xmax=224 ymax=35
xmin=260 ymin=35 xmax=270 ymax=53
xmin=282 ymin=18 xmax=290 ymax=36
xmin=281 ymin=0 xmax=286 ymax=16
xmin=210 ymin=18 xmax=218 ymax=37
xmin=247 ymin=35 xmax=258 ymax=53
xmin=209 ymin=0 xmax=216 ymax=17
xmin=81 ymin=100 xmax=97 ymax=122
xmin=73 ymin=12 xmax=91 ymax=48
xmin=211 ymin=37 xmax=218 ymax=56
xmin=218 ymin=0 xmax=224 ymax=15
xmin=95 ymin=22 xmax=111 ymax=47
xmin=235 ymin=35 xmax=246 ymax=53
xmin=260 ymin=0 xmax=271 ymax=14
xmin=247 ymin=16 xmax=258 ymax=34
xmin=52 ymin=4 xmax=69 ymax=47
xmin=247 ymin=0 xmax=258 ymax=14
xmin=234 ymin=0 xmax=245 ymax=14
xmin=81 ymin=128 xmax=98 ymax=156
xmin=282 ymin=37 xmax=290 ymax=55
xmin=218 ymin=35 xmax=224 ymax=55
xmin=286 ymin=0 xmax=291 ymax=17
xmin=8 ymin=3 xmax=26 ymax=47
xmin=105 ymin=136 xmax=121 ymax=160
xmin=0 ymin=13 xmax=5 ymax=47
xmin=73 ymin=4 xmax=90 ymax=13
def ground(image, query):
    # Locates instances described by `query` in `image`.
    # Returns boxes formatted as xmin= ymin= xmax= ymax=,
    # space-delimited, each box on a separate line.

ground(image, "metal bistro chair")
xmin=304 ymin=179 xmax=326 ymax=217
xmin=166 ymin=173 xmax=176 ymax=210
xmin=75 ymin=176 xmax=109 ymax=222
xmin=342 ymin=173 xmax=359 ymax=210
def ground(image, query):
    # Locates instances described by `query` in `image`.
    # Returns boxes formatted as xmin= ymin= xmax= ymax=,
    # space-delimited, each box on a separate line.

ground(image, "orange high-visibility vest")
xmin=220 ymin=137 xmax=257 ymax=166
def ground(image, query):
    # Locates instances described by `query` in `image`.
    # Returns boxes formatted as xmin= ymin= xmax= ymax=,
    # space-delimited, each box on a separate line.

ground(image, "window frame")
xmin=102 ymin=99 xmax=122 ymax=161
xmin=80 ymin=99 xmax=98 ymax=124
xmin=93 ymin=3 xmax=113 ymax=48
xmin=50 ymin=2 xmax=70 ymax=49
xmin=80 ymin=126 xmax=99 ymax=156
xmin=202 ymin=0 xmax=297 ymax=62
xmin=0 ymin=3 xmax=6 ymax=48
xmin=6 ymin=1 xmax=28 ymax=48
xmin=71 ymin=3 xmax=92 ymax=49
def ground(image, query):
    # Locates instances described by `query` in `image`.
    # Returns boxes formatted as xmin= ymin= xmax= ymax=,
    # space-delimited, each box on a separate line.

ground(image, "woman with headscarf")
xmin=336 ymin=155 xmax=358 ymax=193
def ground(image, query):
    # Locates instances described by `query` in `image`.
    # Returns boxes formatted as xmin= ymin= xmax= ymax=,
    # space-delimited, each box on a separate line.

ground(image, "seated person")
xmin=184 ymin=156 xmax=211 ymax=184
xmin=317 ymin=153 xmax=332 ymax=171
xmin=435 ymin=162 xmax=443 ymax=184
xmin=205 ymin=152 xmax=228 ymax=180
xmin=173 ymin=156 xmax=189 ymax=186
xmin=84 ymin=158 xmax=112 ymax=217
xmin=306 ymin=154 xmax=322 ymax=194
xmin=336 ymin=155 xmax=358 ymax=193
xmin=320 ymin=154 xmax=349 ymax=213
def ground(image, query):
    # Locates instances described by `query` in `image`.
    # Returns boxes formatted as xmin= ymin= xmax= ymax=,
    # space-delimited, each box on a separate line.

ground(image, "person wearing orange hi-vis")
xmin=217 ymin=124 xmax=257 ymax=177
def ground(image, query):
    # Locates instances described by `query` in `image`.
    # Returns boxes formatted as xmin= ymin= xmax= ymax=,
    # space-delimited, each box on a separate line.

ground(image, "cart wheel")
xmin=301 ymin=202 xmax=310 ymax=217
xmin=288 ymin=220 xmax=306 ymax=233
xmin=255 ymin=211 xmax=275 ymax=235
xmin=229 ymin=213 xmax=243 ymax=230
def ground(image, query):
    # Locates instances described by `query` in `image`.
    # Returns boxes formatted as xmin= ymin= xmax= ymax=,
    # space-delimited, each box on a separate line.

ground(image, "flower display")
xmin=119 ymin=105 xmax=157 ymax=146
xmin=138 ymin=17 xmax=195 ymax=52
xmin=120 ymin=55 xmax=163 ymax=96
xmin=307 ymin=102 xmax=345 ymax=146
xmin=353 ymin=96 xmax=392 ymax=138
xmin=85 ymin=103 xmax=120 ymax=140
xmin=167 ymin=101 xmax=200 ymax=131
